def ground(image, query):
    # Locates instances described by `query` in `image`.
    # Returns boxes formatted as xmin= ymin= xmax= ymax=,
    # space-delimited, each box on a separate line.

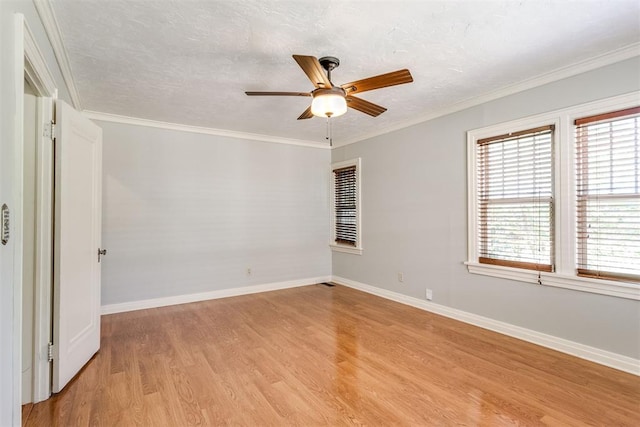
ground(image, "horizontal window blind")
xmin=575 ymin=106 xmax=640 ymax=282
xmin=334 ymin=165 xmax=357 ymax=246
xmin=477 ymin=125 xmax=555 ymax=271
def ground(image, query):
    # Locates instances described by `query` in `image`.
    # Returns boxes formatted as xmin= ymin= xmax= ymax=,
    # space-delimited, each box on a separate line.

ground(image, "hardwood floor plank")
xmin=24 ymin=285 xmax=640 ymax=426
xmin=20 ymin=404 xmax=33 ymax=427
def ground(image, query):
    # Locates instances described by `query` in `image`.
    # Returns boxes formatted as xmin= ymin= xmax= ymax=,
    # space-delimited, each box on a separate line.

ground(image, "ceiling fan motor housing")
xmin=312 ymin=87 xmax=346 ymax=98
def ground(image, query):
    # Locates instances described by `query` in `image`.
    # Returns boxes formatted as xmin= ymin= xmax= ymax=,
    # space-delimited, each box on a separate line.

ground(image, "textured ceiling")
xmin=50 ymin=0 xmax=640 ymax=145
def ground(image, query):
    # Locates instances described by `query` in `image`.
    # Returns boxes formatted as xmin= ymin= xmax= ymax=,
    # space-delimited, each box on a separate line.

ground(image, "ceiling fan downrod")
xmin=318 ymin=56 xmax=340 ymax=85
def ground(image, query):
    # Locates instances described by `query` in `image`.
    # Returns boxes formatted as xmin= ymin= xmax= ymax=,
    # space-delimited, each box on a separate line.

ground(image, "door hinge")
xmin=47 ymin=342 xmax=54 ymax=362
xmin=43 ymin=121 xmax=55 ymax=140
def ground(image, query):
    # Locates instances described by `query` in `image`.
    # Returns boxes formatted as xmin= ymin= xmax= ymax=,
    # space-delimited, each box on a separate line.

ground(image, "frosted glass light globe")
xmin=311 ymin=89 xmax=347 ymax=118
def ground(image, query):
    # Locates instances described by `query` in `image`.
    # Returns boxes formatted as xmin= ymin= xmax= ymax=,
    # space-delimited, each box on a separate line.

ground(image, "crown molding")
xmin=33 ymin=0 xmax=82 ymax=109
xmin=83 ymin=110 xmax=330 ymax=149
xmin=336 ymin=43 xmax=640 ymax=148
xmin=23 ymin=18 xmax=57 ymax=98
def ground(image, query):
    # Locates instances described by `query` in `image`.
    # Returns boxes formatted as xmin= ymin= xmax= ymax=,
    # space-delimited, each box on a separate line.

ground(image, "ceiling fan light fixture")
xmin=246 ymin=55 xmax=413 ymax=121
xmin=311 ymin=88 xmax=347 ymax=118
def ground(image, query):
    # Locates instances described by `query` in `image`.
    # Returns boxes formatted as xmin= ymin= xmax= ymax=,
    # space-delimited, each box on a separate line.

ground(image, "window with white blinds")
xmin=331 ymin=158 xmax=361 ymax=253
xmin=334 ymin=165 xmax=357 ymax=246
xmin=468 ymin=93 xmax=639 ymax=299
xmin=477 ymin=125 xmax=555 ymax=271
xmin=575 ymin=106 xmax=640 ymax=282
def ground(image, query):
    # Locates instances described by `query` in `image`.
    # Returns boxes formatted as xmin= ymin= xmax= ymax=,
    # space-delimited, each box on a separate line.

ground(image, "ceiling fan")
xmin=245 ymin=55 xmax=413 ymax=120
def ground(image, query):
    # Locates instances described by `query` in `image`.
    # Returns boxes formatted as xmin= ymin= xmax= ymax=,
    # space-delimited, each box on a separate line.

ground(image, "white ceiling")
xmin=49 ymin=0 xmax=640 ymax=145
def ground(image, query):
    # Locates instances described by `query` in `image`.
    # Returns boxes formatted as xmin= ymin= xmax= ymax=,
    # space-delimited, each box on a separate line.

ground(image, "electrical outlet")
xmin=398 ymin=272 xmax=404 ymax=283
xmin=247 ymin=267 xmax=252 ymax=276
xmin=426 ymin=289 xmax=433 ymax=300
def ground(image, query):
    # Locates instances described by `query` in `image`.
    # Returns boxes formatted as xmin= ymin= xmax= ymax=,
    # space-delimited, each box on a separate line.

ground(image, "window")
xmin=477 ymin=125 xmax=554 ymax=272
xmin=331 ymin=158 xmax=362 ymax=254
xmin=467 ymin=92 xmax=640 ymax=300
xmin=575 ymin=107 xmax=640 ymax=282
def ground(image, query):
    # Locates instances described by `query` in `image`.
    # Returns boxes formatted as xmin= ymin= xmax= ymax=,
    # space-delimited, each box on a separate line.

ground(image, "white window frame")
xmin=467 ymin=92 xmax=640 ymax=301
xmin=330 ymin=158 xmax=362 ymax=255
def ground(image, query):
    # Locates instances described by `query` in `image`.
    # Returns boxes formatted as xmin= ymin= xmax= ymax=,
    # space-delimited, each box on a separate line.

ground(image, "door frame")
xmin=14 ymin=13 xmax=58 ymax=407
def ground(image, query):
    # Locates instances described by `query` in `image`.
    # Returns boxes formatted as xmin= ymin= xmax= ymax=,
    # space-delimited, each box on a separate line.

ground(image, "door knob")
xmin=98 ymin=248 xmax=107 ymax=262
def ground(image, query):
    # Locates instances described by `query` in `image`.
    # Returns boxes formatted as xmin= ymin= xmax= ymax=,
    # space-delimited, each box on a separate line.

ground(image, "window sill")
xmin=465 ymin=261 xmax=640 ymax=301
xmin=330 ymin=244 xmax=363 ymax=255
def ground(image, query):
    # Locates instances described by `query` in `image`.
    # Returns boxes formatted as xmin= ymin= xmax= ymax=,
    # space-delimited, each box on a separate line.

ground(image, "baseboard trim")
xmin=101 ymin=276 xmax=331 ymax=315
xmin=332 ymin=276 xmax=640 ymax=376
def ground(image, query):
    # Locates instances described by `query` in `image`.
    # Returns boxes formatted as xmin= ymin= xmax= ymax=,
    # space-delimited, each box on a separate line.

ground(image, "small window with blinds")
xmin=476 ymin=125 xmax=555 ymax=272
xmin=331 ymin=159 xmax=362 ymax=254
xmin=575 ymin=106 xmax=640 ymax=282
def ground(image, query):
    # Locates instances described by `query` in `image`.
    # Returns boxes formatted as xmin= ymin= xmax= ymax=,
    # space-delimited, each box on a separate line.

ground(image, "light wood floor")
xmin=23 ymin=284 xmax=640 ymax=426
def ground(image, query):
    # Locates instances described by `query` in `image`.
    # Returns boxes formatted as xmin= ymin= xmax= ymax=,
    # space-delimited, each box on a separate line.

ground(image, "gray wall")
xmin=97 ymin=121 xmax=331 ymax=305
xmin=332 ymin=57 xmax=640 ymax=359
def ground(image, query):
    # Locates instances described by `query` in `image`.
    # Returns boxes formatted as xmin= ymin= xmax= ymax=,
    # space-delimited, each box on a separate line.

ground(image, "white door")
xmin=52 ymin=100 xmax=103 ymax=393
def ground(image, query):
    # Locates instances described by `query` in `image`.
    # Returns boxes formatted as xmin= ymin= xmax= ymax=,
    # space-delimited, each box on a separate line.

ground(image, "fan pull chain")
xmin=326 ymin=117 xmax=333 ymax=146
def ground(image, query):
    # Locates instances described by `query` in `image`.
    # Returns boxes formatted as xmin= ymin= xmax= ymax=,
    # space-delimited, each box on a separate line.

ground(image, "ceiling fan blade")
xmin=341 ymin=69 xmax=413 ymax=95
xmin=292 ymin=55 xmax=332 ymax=89
xmin=297 ymin=106 xmax=314 ymax=120
xmin=346 ymin=95 xmax=387 ymax=117
xmin=245 ymin=91 xmax=311 ymax=97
